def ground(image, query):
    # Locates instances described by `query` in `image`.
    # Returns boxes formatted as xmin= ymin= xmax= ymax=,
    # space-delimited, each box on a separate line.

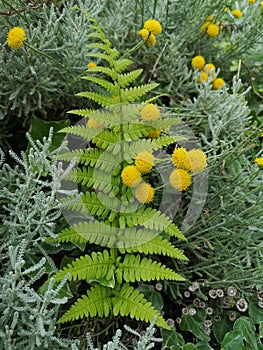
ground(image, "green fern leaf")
xmin=57 ymin=148 xmax=103 ymax=167
xmin=77 ymin=91 xmax=117 ymax=107
xmin=86 ymin=42 xmax=111 ymax=52
xmin=112 ymin=284 xmax=169 ymax=329
xmin=67 ymin=108 xmax=93 ymax=117
xmin=119 ymin=235 xmax=188 ymax=259
xmin=117 ymin=69 xmax=143 ymax=88
xmin=116 ymin=255 xmax=185 ymax=283
xmin=66 ymin=167 xmax=94 ymax=187
xmin=114 ymin=58 xmax=133 ymax=73
xmin=87 ymin=52 xmax=115 ymax=66
xmin=58 ymin=125 xmax=100 ymax=141
xmin=82 ymin=76 xmax=119 ymax=96
xmin=57 ymin=284 xmax=112 ymax=322
xmin=57 ymin=227 xmax=88 ymax=245
xmin=53 ymin=250 xmax=115 ymax=283
xmin=86 ymin=66 xmax=117 ymax=80
xmin=120 ymin=84 xmax=159 ymax=102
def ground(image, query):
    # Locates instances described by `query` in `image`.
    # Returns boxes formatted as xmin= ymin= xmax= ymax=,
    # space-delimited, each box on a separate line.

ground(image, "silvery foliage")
xmin=0 ymin=129 xmax=78 ymax=349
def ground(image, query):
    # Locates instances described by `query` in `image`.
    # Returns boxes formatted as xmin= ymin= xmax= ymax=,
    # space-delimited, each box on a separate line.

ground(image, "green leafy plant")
xmin=52 ymin=12 xmax=189 ymax=329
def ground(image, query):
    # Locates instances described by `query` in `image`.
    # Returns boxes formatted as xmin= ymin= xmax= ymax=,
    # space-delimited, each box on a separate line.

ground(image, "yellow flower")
xmin=196 ymin=71 xmax=208 ymax=83
xmin=141 ymin=104 xmax=160 ymax=121
xmin=260 ymin=131 xmax=263 ymax=137
xmin=7 ymin=26 xmax=26 ymax=49
xmin=146 ymin=33 xmax=156 ymax=47
xmin=201 ymin=21 xmax=210 ymax=34
xmin=247 ymin=0 xmax=255 ymax=3
xmin=191 ymin=55 xmax=206 ymax=70
xmin=207 ymin=24 xmax=219 ymax=38
xmin=261 ymin=1 xmax=263 ymax=8
xmin=169 ymin=169 xmax=192 ymax=191
xmin=206 ymin=16 xmax=215 ymax=22
xmin=212 ymin=78 xmax=225 ymax=90
xmin=135 ymin=183 xmax=155 ymax=203
xmin=121 ymin=165 xmax=142 ymax=187
xmin=135 ymin=151 xmax=155 ymax=173
xmin=188 ymin=149 xmax=207 ymax=173
xmin=87 ymin=62 xmax=97 ymax=69
xmin=203 ymin=63 xmax=216 ymax=75
xmin=171 ymin=147 xmax=191 ymax=171
xmin=143 ymin=19 xmax=162 ymax=35
xmin=87 ymin=118 xmax=102 ymax=128
xmin=139 ymin=28 xmax=150 ymax=40
xmin=224 ymin=7 xmax=230 ymax=12
xmin=255 ymin=158 xmax=263 ymax=167
xmin=232 ymin=9 xmax=242 ymax=18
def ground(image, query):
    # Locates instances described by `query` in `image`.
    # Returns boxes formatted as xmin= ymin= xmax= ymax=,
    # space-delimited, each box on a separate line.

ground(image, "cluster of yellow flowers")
xmin=201 ymin=16 xmax=221 ymax=38
xmin=121 ymin=151 xmax=155 ymax=203
xmin=139 ymin=19 xmax=162 ymax=48
xmin=191 ymin=55 xmax=225 ymax=90
xmin=7 ymin=26 xmax=26 ymax=50
xmin=169 ymin=147 xmax=207 ymax=191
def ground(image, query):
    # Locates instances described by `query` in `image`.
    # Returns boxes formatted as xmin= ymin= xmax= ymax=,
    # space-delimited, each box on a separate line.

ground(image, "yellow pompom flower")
xmin=87 ymin=118 xmax=102 ymax=128
xmin=171 ymin=148 xmax=191 ymax=171
xmin=191 ymin=55 xmax=206 ymax=70
xmin=201 ymin=21 xmax=210 ymax=34
xmin=212 ymin=78 xmax=225 ymax=90
xmin=203 ymin=63 xmax=216 ymax=74
xmin=121 ymin=165 xmax=142 ymax=187
xmin=87 ymin=62 xmax=97 ymax=69
xmin=169 ymin=169 xmax=192 ymax=191
xmin=188 ymin=149 xmax=207 ymax=173
xmin=143 ymin=19 xmax=162 ymax=35
xmin=261 ymin=1 xmax=263 ymax=8
xmin=7 ymin=26 xmax=26 ymax=49
xmin=196 ymin=71 xmax=208 ymax=83
xmin=232 ymin=9 xmax=242 ymax=18
xmin=207 ymin=24 xmax=219 ymax=38
xmin=206 ymin=15 xmax=215 ymax=22
xmin=141 ymin=104 xmax=160 ymax=121
xmin=139 ymin=29 xmax=156 ymax=47
xmin=247 ymin=0 xmax=255 ymax=4
xmin=135 ymin=183 xmax=155 ymax=203
xmin=255 ymin=158 xmax=263 ymax=167
xmin=135 ymin=151 xmax=155 ymax=173
xmin=139 ymin=28 xmax=150 ymax=40
xmin=146 ymin=33 xmax=156 ymax=47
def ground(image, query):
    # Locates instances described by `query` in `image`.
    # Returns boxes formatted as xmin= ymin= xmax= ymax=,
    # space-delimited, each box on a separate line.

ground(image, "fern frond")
xmin=58 ymin=125 xmax=100 ymax=141
xmin=80 ymin=192 xmax=111 ymax=218
xmin=82 ymin=76 xmax=119 ymax=96
xmin=114 ymin=58 xmax=133 ymax=73
xmin=117 ymin=69 xmax=143 ymax=88
xmin=93 ymin=129 xmax=122 ymax=149
xmin=57 ymin=284 xmax=112 ymax=323
xmin=53 ymin=250 xmax=115 ymax=283
xmin=56 ymin=148 xmax=103 ymax=167
xmin=116 ymin=255 xmax=185 ymax=283
xmin=67 ymin=108 xmax=93 ymax=117
xmin=87 ymin=52 xmax=115 ymax=66
xmin=77 ymin=91 xmax=117 ymax=107
xmin=119 ymin=235 xmax=188 ymax=259
xmin=112 ymin=284 xmax=169 ymax=329
xmin=122 ymin=123 xmax=155 ymax=139
xmin=120 ymin=206 xmax=187 ymax=242
xmin=66 ymin=167 xmax=94 ymax=187
xmin=120 ymin=84 xmax=159 ymax=102
xmin=86 ymin=66 xmax=117 ymax=80
xmin=86 ymin=42 xmax=111 ymax=52
xmin=57 ymin=227 xmax=88 ymax=245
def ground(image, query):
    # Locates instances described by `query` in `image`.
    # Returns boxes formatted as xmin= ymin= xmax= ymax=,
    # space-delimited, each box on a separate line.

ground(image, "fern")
xmin=55 ymin=12 xmax=189 ymax=330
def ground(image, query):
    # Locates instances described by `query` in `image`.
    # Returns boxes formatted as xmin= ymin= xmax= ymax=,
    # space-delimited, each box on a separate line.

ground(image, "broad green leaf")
xmin=233 ymin=316 xmax=258 ymax=350
xmin=248 ymin=297 xmax=263 ymax=324
xmin=161 ymin=327 xmax=184 ymax=349
xmin=196 ymin=341 xmax=214 ymax=349
xmin=180 ymin=310 xmax=210 ymax=342
xmin=221 ymin=330 xmax=245 ymax=350
xmin=213 ymin=313 xmax=233 ymax=343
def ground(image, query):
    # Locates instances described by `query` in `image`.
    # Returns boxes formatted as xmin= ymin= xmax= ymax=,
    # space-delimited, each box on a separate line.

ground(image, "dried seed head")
xmin=209 ymin=289 xmax=217 ymax=299
xmin=227 ymin=286 xmax=237 ymax=297
xmin=216 ymin=289 xmax=224 ymax=298
xmin=204 ymin=327 xmax=211 ymax=335
xmin=214 ymin=315 xmax=221 ymax=322
xmin=184 ymin=290 xmax=191 ymax=298
xmin=176 ymin=317 xmax=182 ymax=324
xmin=193 ymin=298 xmax=201 ymax=307
xmin=189 ymin=308 xmax=196 ymax=316
xmin=236 ymin=298 xmax=248 ymax=312
xmin=166 ymin=318 xmax=175 ymax=327
xmin=229 ymin=312 xmax=237 ymax=321
xmin=200 ymin=302 xmax=206 ymax=308
xmin=182 ymin=307 xmax=189 ymax=315
xmin=155 ymin=283 xmax=163 ymax=291
xmin=204 ymin=319 xmax=212 ymax=327
xmin=257 ymin=291 xmax=263 ymax=301
xmin=206 ymin=307 xmax=213 ymax=315
xmin=258 ymin=301 xmax=263 ymax=308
